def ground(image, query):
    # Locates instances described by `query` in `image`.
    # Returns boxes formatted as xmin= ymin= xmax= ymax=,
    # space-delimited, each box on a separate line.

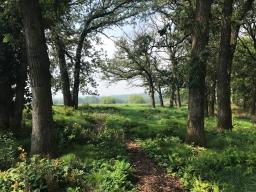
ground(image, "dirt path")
xmin=126 ymin=141 xmax=185 ymax=192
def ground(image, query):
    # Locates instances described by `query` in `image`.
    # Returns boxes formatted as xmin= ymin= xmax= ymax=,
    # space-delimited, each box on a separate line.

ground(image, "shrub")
xmin=0 ymin=133 xmax=18 ymax=170
xmin=87 ymin=160 xmax=134 ymax=192
xmin=0 ymin=154 xmax=135 ymax=192
xmin=100 ymin=97 xmax=116 ymax=104
xmin=128 ymin=95 xmax=146 ymax=104
xmin=0 ymin=156 xmax=89 ymax=191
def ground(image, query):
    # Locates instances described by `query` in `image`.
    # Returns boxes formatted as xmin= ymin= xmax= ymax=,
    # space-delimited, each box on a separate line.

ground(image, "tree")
xmin=216 ymin=0 xmax=234 ymax=131
xmin=186 ymin=0 xmax=212 ymax=146
xmin=128 ymin=95 xmax=146 ymax=104
xmin=70 ymin=0 xmax=145 ymax=109
xmin=19 ymin=0 xmax=54 ymax=156
xmin=49 ymin=0 xmax=76 ymax=107
xmin=216 ymin=0 xmax=255 ymax=131
xmin=0 ymin=36 xmax=12 ymax=130
xmin=232 ymin=38 xmax=256 ymax=115
xmin=159 ymin=24 xmax=188 ymax=109
xmin=0 ymin=1 xmax=27 ymax=131
xmin=101 ymin=33 xmax=158 ymax=108
xmin=100 ymin=97 xmax=116 ymax=104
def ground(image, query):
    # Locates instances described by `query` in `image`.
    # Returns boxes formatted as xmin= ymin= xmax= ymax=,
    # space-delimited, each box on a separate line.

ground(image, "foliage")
xmin=0 ymin=154 xmax=135 ymax=192
xmin=100 ymin=96 xmax=116 ymax=104
xmin=0 ymin=133 xmax=18 ymax=170
xmin=232 ymin=37 xmax=256 ymax=110
xmin=128 ymin=95 xmax=146 ymax=104
xmin=0 ymin=155 xmax=88 ymax=191
xmin=5 ymin=104 xmax=256 ymax=191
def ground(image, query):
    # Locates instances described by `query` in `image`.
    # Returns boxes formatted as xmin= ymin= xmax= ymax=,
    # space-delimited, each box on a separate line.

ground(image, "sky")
xmin=53 ymin=25 xmax=145 ymax=98
xmin=91 ymin=26 xmax=145 ymax=96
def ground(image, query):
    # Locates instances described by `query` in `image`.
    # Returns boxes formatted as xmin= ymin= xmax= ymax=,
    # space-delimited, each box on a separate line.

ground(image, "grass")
xmin=1 ymin=104 xmax=256 ymax=191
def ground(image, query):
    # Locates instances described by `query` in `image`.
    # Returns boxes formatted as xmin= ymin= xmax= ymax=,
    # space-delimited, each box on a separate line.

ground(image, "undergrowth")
xmin=0 ymin=104 xmax=256 ymax=191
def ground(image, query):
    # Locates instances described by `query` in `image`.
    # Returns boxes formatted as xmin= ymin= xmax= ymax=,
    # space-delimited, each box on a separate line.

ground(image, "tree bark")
xmin=149 ymin=81 xmax=156 ymax=108
xmin=186 ymin=0 xmax=212 ymax=146
xmin=170 ymin=85 xmax=176 ymax=108
xmin=176 ymin=85 xmax=182 ymax=108
xmin=204 ymin=88 xmax=209 ymax=117
xmin=250 ymin=92 xmax=256 ymax=115
xmin=0 ymin=83 xmax=11 ymax=130
xmin=169 ymin=94 xmax=174 ymax=108
xmin=158 ymin=86 xmax=164 ymax=107
xmin=150 ymin=89 xmax=156 ymax=108
xmin=217 ymin=0 xmax=233 ymax=131
xmin=72 ymin=30 xmax=87 ymax=109
xmin=243 ymin=96 xmax=247 ymax=112
xmin=19 ymin=0 xmax=54 ymax=156
xmin=9 ymin=45 xmax=27 ymax=130
xmin=208 ymin=79 xmax=216 ymax=116
xmin=0 ymin=36 xmax=12 ymax=130
xmin=53 ymin=34 xmax=73 ymax=106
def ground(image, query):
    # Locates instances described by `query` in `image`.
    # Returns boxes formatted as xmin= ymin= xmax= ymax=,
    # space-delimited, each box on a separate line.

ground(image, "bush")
xmin=0 ymin=155 xmax=135 ymax=192
xmin=100 ymin=97 xmax=116 ymax=104
xmin=128 ymin=95 xmax=145 ymax=104
xmin=0 ymin=133 xmax=18 ymax=170
xmin=0 ymin=156 xmax=89 ymax=192
xmin=87 ymin=160 xmax=134 ymax=192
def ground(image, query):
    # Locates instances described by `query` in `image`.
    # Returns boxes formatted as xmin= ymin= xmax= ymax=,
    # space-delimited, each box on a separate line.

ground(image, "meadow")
xmin=0 ymin=104 xmax=256 ymax=191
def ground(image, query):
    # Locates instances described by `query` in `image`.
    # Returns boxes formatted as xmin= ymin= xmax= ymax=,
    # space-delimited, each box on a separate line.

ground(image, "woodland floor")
xmin=2 ymin=105 xmax=256 ymax=191
xmin=126 ymin=140 xmax=184 ymax=192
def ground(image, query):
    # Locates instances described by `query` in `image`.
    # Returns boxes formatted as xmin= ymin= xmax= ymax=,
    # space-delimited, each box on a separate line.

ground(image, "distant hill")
xmin=53 ymin=93 xmax=161 ymax=105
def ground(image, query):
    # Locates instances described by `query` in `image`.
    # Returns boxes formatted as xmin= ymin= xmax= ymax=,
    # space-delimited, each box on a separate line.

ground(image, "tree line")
xmin=0 ymin=0 xmax=255 ymax=156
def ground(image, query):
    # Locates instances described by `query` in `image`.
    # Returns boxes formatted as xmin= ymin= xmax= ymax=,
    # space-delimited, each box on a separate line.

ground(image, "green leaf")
xmin=3 ymin=34 xmax=11 ymax=43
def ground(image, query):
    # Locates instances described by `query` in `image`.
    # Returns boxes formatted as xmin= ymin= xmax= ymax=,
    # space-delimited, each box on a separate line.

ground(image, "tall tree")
xmin=186 ymin=0 xmax=212 ymax=146
xmin=19 ymin=0 xmax=54 ymax=156
xmin=9 ymin=43 xmax=28 ymax=130
xmin=216 ymin=0 xmax=234 ymax=131
xmin=0 ymin=37 xmax=12 ymax=130
xmin=101 ymin=33 xmax=158 ymax=108
xmin=53 ymin=34 xmax=73 ymax=106
xmin=0 ymin=1 xmax=25 ymax=131
xmin=216 ymin=0 xmax=254 ymax=130
xmin=71 ymin=0 xmax=144 ymax=109
xmin=51 ymin=1 xmax=73 ymax=106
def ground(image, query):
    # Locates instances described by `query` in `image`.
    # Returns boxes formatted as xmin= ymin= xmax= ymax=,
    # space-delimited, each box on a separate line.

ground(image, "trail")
xmin=126 ymin=141 xmax=185 ymax=192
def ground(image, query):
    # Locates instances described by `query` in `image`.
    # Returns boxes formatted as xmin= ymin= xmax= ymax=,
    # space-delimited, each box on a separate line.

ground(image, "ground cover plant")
xmin=0 ymin=104 xmax=256 ymax=191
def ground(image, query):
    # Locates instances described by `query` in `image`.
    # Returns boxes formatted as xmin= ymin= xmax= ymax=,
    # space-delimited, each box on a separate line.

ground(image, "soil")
xmin=126 ymin=140 xmax=185 ymax=192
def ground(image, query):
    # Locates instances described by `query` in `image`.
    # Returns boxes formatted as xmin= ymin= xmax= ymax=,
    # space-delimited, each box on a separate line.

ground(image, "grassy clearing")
xmin=0 ymin=104 xmax=256 ymax=191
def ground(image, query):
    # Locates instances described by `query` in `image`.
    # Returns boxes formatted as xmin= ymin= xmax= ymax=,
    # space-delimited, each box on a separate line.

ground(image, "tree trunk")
xmin=176 ymin=85 xmax=182 ymax=108
xmin=149 ymin=82 xmax=156 ymax=108
xmin=186 ymin=0 xmax=212 ymax=146
xmin=158 ymin=86 xmax=164 ymax=107
xmin=204 ymin=89 xmax=209 ymax=117
xmin=169 ymin=85 xmax=176 ymax=108
xmin=217 ymin=0 xmax=233 ymax=131
xmin=73 ymin=30 xmax=87 ymax=109
xmin=19 ymin=0 xmax=54 ymax=156
xmin=9 ymin=45 xmax=27 ymax=130
xmin=250 ymin=93 xmax=256 ymax=115
xmin=53 ymin=34 xmax=73 ymax=106
xmin=0 ymin=36 xmax=12 ymax=130
xmin=0 ymin=83 xmax=11 ymax=130
xmin=243 ymin=96 xmax=247 ymax=112
xmin=169 ymin=94 xmax=174 ymax=108
xmin=208 ymin=80 xmax=216 ymax=116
